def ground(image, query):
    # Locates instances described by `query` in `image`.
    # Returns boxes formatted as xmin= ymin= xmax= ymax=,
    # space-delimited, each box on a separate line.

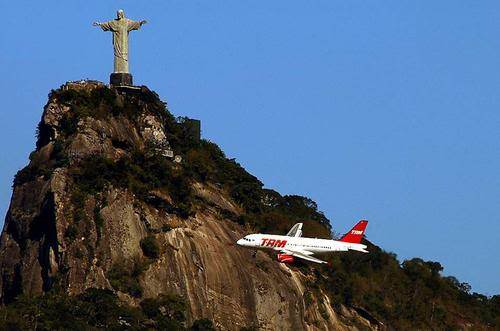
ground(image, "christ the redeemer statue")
xmin=93 ymin=10 xmax=147 ymax=86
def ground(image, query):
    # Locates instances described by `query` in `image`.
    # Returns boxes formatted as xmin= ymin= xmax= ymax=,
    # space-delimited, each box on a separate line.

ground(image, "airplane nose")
xmin=236 ymin=239 xmax=244 ymax=246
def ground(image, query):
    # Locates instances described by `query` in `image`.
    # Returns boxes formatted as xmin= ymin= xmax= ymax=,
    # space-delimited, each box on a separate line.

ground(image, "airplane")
xmin=236 ymin=220 xmax=369 ymax=264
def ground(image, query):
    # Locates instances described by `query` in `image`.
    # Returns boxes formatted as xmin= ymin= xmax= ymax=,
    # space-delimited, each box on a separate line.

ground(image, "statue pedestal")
xmin=110 ymin=73 xmax=133 ymax=86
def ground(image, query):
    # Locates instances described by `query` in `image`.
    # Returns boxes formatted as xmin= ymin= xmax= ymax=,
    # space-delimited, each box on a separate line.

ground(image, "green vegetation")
xmin=47 ymin=85 xmax=181 ymax=140
xmin=9 ymin=84 xmax=497 ymax=329
xmin=140 ymin=235 xmax=160 ymax=259
xmin=140 ymin=294 xmax=187 ymax=330
xmin=107 ymin=260 xmax=149 ymax=298
xmin=13 ymin=163 xmax=51 ymax=186
xmin=0 ymin=288 xmax=210 ymax=330
xmin=70 ymin=151 xmax=195 ymax=218
xmin=49 ymin=87 xmax=121 ymax=138
xmin=184 ymin=140 xmax=331 ymax=238
xmin=313 ymin=244 xmax=500 ymax=329
xmin=190 ymin=318 xmax=215 ymax=331
xmin=64 ymin=224 xmax=78 ymax=241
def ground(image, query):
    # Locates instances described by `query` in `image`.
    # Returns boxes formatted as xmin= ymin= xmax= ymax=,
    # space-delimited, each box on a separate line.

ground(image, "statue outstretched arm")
xmin=128 ymin=19 xmax=147 ymax=32
xmin=93 ymin=21 xmax=114 ymax=31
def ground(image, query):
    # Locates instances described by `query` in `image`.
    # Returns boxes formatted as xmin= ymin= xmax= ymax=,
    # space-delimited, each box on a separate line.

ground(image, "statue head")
xmin=117 ymin=9 xmax=125 ymax=19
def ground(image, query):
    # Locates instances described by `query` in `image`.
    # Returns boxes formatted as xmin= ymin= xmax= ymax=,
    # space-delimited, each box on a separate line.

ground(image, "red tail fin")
xmin=340 ymin=220 xmax=368 ymax=244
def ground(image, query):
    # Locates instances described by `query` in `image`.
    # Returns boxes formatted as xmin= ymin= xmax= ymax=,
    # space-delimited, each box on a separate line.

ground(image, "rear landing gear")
xmin=252 ymin=250 xmax=257 ymax=258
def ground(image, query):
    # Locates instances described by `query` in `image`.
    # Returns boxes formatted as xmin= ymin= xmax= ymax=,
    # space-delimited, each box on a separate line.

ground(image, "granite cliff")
xmin=0 ymin=81 xmax=496 ymax=330
xmin=0 ymin=81 xmax=378 ymax=330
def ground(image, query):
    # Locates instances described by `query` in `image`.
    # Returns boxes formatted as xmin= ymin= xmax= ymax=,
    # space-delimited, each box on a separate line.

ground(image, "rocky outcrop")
xmin=0 ymin=81 xmax=380 ymax=330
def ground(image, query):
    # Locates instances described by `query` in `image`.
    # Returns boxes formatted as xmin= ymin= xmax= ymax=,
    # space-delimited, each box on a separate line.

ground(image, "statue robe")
xmin=99 ymin=18 xmax=142 ymax=73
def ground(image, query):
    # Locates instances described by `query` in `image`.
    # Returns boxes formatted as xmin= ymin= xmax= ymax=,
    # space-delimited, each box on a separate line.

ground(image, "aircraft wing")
xmin=281 ymin=249 xmax=328 ymax=264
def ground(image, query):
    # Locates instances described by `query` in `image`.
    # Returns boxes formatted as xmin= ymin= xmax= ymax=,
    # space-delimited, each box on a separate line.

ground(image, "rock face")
xmin=0 ymin=81 xmax=379 ymax=330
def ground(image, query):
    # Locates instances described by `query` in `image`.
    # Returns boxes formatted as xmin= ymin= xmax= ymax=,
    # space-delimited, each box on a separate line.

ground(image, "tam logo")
xmin=261 ymin=238 xmax=287 ymax=248
xmin=351 ymin=230 xmax=363 ymax=235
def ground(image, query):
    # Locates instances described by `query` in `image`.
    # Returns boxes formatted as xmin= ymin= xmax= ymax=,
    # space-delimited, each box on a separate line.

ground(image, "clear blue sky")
xmin=0 ymin=1 xmax=499 ymax=295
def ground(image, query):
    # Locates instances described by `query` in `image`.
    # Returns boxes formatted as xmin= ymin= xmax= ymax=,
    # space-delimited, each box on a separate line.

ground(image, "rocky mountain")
xmin=0 ymin=81 xmax=497 ymax=330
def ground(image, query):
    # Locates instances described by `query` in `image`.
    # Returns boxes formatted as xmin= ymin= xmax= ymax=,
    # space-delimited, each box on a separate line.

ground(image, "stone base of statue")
xmin=110 ymin=73 xmax=133 ymax=86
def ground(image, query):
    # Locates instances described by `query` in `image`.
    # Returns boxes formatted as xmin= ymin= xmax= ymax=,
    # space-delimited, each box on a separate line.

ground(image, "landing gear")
xmin=251 ymin=250 xmax=257 ymax=258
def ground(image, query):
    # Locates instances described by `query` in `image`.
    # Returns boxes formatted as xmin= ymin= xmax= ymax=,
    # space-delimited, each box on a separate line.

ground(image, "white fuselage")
xmin=237 ymin=233 xmax=368 ymax=254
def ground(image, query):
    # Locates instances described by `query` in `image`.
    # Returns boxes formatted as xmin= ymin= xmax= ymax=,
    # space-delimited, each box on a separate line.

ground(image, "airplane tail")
xmin=340 ymin=220 xmax=368 ymax=244
xmin=286 ymin=223 xmax=303 ymax=238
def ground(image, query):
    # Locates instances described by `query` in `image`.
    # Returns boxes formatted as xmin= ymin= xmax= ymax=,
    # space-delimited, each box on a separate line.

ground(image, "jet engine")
xmin=277 ymin=254 xmax=294 ymax=263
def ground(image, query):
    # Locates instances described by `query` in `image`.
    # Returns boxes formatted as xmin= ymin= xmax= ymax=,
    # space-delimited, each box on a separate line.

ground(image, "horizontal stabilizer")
xmin=349 ymin=244 xmax=369 ymax=253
